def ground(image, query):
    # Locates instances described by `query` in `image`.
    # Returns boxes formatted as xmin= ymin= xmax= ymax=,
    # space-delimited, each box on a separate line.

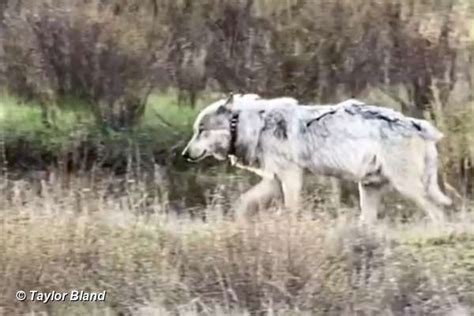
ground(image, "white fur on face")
xmin=184 ymin=93 xmax=299 ymax=162
xmin=183 ymin=129 xmax=231 ymax=162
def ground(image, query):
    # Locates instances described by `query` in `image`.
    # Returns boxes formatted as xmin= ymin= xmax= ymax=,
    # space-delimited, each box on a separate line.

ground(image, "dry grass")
xmin=1 ymin=174 xmax=474 ymax=315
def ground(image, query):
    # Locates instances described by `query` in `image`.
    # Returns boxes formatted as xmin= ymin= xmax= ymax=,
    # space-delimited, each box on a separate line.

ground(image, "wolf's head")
xmin=181 ymin=94 xmax=259 ymax=162
xmin=182 ymin=93 xmax=299 ymax=163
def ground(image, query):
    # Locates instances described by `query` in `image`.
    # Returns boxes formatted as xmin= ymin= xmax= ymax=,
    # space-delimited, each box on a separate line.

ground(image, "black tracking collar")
xmin=229 ymin=112 xmax=239 ymax=156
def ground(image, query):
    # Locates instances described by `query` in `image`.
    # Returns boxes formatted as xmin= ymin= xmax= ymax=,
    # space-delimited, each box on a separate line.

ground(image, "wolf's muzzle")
xmin=182 ymin=149 xmax=207 ymax=162
xmin=181 ymin=149 xmax=190 ymax=160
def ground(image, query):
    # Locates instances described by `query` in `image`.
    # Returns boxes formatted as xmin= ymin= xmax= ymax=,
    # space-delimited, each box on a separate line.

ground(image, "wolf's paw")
xmin=228 ymin=155 xmax=238 ymax=166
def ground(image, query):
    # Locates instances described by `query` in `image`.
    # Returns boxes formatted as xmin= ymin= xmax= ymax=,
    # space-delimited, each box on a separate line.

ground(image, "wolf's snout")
xmin=181 ymin=149 xmax=190 ymax=160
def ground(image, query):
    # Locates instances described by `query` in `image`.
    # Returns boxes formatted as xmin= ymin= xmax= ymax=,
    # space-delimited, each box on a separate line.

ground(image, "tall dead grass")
xmin=1 ymin=174 xmax=474 ymax=315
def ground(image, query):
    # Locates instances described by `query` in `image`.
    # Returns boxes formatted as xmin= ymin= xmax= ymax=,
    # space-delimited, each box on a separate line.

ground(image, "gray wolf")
xmin=182 ymin=94 xmax=452 ymax=223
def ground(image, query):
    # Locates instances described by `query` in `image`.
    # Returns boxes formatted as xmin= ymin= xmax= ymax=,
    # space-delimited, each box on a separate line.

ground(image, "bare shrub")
xmin=2 ymin=0 xmax=470 ymax=110
xmin=2 ymin=1 xmax=168 ymax=129
xmin=161 ymin=0 xmax=471 ymax=111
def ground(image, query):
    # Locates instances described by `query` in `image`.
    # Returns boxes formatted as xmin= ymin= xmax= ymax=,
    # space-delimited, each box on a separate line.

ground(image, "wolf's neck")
xmin=232 ymin=110 xmax=264 ymax=166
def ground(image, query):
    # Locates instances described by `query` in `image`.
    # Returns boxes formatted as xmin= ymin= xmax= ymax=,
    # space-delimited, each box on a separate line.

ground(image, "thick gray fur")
xmin=182 ymin=94 xmax=451 ymax=224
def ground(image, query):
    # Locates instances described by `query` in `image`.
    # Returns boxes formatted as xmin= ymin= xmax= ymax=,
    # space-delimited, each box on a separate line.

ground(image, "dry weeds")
xmin=1 ymin=174 xmax=473 ymax=315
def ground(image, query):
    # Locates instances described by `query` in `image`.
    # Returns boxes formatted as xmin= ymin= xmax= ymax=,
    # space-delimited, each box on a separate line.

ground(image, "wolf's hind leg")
xmin=383 ymin=140 xmax=447 ymax=224
xmin=424 ymin=143 xmax=452 ymax=206
xmin=392 ymin=179 xmax=446 ymax=224
xmin=358 ymin=182 xmax=387 ymax=225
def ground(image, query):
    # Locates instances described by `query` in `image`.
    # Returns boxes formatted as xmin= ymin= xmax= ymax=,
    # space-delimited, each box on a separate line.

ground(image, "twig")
xmin=377 ymin=87 xmax=410 ymax=111
xmin=152 ymin=110 xmax=180 ymax=133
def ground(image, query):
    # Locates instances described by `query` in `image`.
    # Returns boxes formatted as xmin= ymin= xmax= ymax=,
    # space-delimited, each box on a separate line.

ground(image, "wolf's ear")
xmin=217 ymin=92 xmax=234 ymax=114
xmin=223 ymin=92 xmax=234 ymax=109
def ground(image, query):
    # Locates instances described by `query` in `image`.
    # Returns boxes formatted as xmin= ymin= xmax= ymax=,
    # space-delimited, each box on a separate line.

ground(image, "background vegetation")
xmin=0 ymin=0 xmax=473 ymax=314
xmin=0 ymin=0 xmax=472 ymax=186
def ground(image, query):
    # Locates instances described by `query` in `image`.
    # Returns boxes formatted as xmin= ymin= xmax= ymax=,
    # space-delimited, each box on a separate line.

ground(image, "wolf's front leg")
xmin=279 ymin=168 xmax=303 ymax=212
xmin=358 ymin=182 xmax=388 ymax=225
xmin=235 ymin=177 xmax=282 ymax=221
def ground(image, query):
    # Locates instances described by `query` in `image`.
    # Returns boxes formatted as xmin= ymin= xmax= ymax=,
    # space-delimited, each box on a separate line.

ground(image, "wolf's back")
xmin=409 ymin=118 xmax=444 ymax=142
xmin=338 ymin=100 xmax=444 ymax=142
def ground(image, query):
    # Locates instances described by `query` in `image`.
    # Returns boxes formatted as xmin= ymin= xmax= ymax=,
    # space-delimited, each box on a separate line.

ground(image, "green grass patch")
xmin=1 ymin=94 xmax=95 ymax=150
xmin=144 ymin=94 xmax=200 ymax=131
xmin=0 ymin=93 xmax=204 ymax=168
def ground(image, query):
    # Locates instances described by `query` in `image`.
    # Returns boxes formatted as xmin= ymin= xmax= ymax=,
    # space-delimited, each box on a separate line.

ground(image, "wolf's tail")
xmin=425 ymin=142 xmax=452 ymax=206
